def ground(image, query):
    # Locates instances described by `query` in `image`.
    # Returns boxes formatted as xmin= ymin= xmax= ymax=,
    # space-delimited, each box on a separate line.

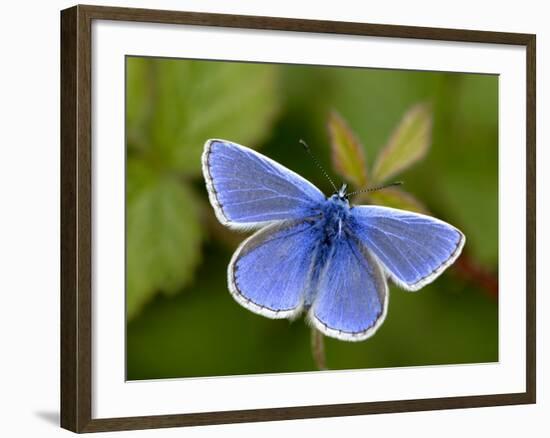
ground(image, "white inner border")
xmin=92 ymin=20 xmax=526 ymax=419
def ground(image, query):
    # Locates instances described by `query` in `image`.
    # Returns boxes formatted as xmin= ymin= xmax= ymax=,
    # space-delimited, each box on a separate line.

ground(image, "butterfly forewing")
xmin=202 ymin=139 xmax=325 ymax=229
xmin=350 ymin=205 xmax=465 ymax=291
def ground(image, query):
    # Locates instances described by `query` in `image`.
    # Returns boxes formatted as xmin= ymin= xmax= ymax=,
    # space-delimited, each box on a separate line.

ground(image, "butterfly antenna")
xmin=299 ymin=139 xmax=338 ymax=192
xmin=347 ymin=181 xmax=403 ymax=196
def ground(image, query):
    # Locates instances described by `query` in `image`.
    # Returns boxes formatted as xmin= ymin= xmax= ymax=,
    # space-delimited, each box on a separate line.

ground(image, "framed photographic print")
xmin=60 ymin=4 xmax=536 ymax=433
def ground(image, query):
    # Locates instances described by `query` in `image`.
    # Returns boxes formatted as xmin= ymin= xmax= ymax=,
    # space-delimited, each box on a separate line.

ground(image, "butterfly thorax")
xmin=320 ymin=194 xmax=351 ymax=240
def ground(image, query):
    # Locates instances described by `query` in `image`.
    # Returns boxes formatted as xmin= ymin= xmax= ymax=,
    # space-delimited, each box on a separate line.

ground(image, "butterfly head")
xmin=329 ymin=183 xmax=350 ymax=206
xmin=336 ymin=183 xmax=349 ymax=200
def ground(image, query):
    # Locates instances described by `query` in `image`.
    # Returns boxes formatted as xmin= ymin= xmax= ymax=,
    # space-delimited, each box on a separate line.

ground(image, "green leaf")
xmin=126 ymin=160 xmax=202 ymax=319
xmin=126 ymin=57 xmax=154 ymax=152
xmin=328 ymin=111 xmax=368 ymax=188
xmin=359 ymin=187 xmax=428 ymax=214
xmin=128 ymin=58 xmax=280 ymax=175
xmin=372 ymin=103 xmax=433 ymax=182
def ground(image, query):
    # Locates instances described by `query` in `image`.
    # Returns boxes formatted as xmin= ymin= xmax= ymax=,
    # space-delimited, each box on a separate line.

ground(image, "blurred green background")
xmin=126 ymin=56 xmax=498 ymax=380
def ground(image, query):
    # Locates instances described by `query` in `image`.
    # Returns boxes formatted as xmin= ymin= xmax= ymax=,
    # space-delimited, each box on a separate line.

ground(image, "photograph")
xmin=125 ymin=56 xmax=499 ymax=380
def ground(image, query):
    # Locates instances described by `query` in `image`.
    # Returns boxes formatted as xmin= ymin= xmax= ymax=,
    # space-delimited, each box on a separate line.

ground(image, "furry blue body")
xmin=304 ymin=195 xmax=351 ymax=307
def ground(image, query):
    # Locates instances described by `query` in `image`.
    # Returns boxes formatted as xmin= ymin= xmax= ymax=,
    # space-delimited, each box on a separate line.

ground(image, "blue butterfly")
xmin=202 ymin=139 xmax=465 ymax=341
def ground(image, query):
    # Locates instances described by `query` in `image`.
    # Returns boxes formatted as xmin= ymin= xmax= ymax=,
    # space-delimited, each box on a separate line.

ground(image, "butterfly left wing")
xmin=228 ymin=219 xmax=320 ymax=319
xmin=349 ymin=206 xmax=465 ymax=291
xmin=202 ymin=139 xmax=325 ymax=230
xmin=308 ymin=236 xmax=388 ymax=341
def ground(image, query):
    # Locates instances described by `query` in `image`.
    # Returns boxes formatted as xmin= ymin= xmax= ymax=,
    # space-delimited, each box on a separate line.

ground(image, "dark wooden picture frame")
xmin=61 ymin=4 xmax=536 ymax=433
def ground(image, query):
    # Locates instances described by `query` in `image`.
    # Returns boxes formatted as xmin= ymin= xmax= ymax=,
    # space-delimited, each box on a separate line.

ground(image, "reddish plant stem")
xmin=453 ymin=252 xmax=498 ymax=299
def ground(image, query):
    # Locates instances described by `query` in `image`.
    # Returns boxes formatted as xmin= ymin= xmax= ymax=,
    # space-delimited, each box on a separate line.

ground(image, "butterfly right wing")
xmin=228 ymin=219 xmax=320 ymax=319
xmin=349 ymin=206 xmax=465 ymax=291
xmin=202 ymin=139 xmax=325 ymax=230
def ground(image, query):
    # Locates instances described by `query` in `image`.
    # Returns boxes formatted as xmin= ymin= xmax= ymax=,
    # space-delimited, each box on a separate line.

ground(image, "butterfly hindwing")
xmin=349 ymin=206 xmax=465 ymax=290
xmin=228 ymin=219 xmax=320 ymax=319
xmin=308 ymin=235 xmax=388 ymax=341
xmin=202 ymin=139 xmax=325 ymax=229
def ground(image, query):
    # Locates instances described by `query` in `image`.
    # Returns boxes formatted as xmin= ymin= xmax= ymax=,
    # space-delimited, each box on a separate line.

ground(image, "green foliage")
xmin=328 ymin=111 xmax=368 ymax=188
xmin=126 ymin=160 xmax=202 ymax=318
xmin=372 ymin=102 xmax=432 ymax=183
xmin=127 ymin=57 xmax=279 ymax=175
xmin=125 ymin=58 xmax=280 ymax=318
xmin=328 ymin=105 xmax=431 ymax=214
xmin=126 ymin=58 xmax=153 ymax=151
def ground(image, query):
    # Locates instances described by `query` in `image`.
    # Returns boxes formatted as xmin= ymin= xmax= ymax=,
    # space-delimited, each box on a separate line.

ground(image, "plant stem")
xmin=454 ymin=252 xmax=498 ymax=299
xmin=310 ymin=327 xmax=328 ymax=370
